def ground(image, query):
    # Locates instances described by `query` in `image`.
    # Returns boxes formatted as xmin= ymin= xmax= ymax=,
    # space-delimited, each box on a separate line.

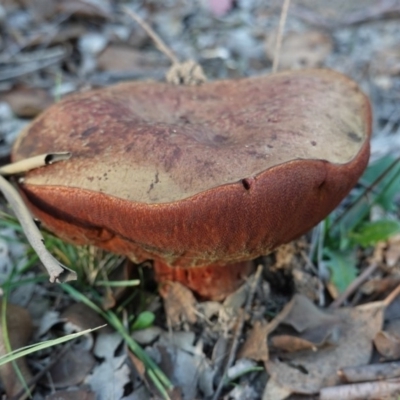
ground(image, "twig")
xmin=212 ymin=264 xmax=263 ymax=400
xmin=123 ymin=7 xmax=179 ymax=65
xmin=320 ymin=378 xmax=400 ymax=400
xmin=291 ymin=0 xmax=400 ymax=29
xmin=382 ymin=283 xmax=400 ymax=307
xmin=0 ymin=153 xmax=71 ymax=175
xmin=329 ymin=262 xmax=379 ymax=309
xmin=122 ymin=6 xmax=206 ymax=85
xmin=272 ymin=0 xmax=291 ymax=73
xmin=0 ymin=175 xmax=76 ymax=283
xmin=340 ymin=361 xmax=400 ymax=383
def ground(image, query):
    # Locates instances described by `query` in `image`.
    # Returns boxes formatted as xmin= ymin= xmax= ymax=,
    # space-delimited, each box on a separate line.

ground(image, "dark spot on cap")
xmin=214 ymin=135 xmax=229 ymax=143
xmin=311 ymin=140 xmax=317 ymax=146
xmin=81 ymin=127 xmax=97 ymax=138
xmin=347 ymin=132 xmax=362 ymax=142
xmin=241 ymin=178 xmax=254 ymax=191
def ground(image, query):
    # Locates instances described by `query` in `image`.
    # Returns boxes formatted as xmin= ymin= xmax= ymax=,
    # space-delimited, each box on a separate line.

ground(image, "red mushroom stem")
xmin=153 ymin=260 xmax=255 ymax=300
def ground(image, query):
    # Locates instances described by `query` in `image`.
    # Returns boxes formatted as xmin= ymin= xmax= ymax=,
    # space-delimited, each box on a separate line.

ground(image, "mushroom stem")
xmin=153 ymin=260 xmax=255 ymax=301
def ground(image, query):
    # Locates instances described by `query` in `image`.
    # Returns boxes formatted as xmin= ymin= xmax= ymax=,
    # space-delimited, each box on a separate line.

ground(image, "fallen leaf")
xmin=0 ymin=87 xmax=53 ymax=117
xmin=386 ymin=234 xmax=400 ymax=267
xmin=97 ymin=45 xmax=167 ymax=72
xmin=374 ymin=319 xmax=400 ymax=360
xmin=265 ymin=30 xmax=333 ymax=70
xmin=61 ymin=302 xmax=107 ymax=332
xmin=44 ymin=346 xmax=96 ymax=388
xmin=0 ymin=302 xmax=33 ymax=398
xmin=45 ymin=389 xmax=96 ymax=400
xmin=266 ymin=301 xmax=385 ymax=394
xmin=370 ymin=45 xmax=400 ymax=78
xmin=159 ymin=281 xmax=197 ymax=327
xmin=239 ymin=320 xmax=270 ymax=362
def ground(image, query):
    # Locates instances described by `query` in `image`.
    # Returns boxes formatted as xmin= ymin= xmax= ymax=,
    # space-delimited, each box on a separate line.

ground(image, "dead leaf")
xmin=266 ymin=301 xmax=385 ymax=394
xmin=270 ymin=334 xmax=318 ymax=353
xmin=159 ymin=281 xmax=197 ymax=327
xmin=370 ymin=45 xmax=400 ymax=78
xmin=262 ymin=378 xmax=292 ymax=400
xmin=386 ymin=234 xmax=400 ymax=267
xmin=278 ymin=294 xmax=340 ymax=333
xmin=239 ymin=320 xmax=270 ymax=362
xmin=56 ymin=0 xmax=111 ymax=19
xmin=0 ymin=301 xmax=33 ymax=398
xmin=97 ymin=45 xmax=168 ymax=72
xmin=61 ymin=302 xmax=107 ymax=331
xmin=45 ymin=389 xmax=96 ymax=400
xmin=44 ymin=346 xmax=96 ymax=388
xmin=265 ymin=30 xmax=333 ymax=70
xmin=374 ymin=319 xmax=400 ymax=360
xmin=0 ymin=87 xmax=53 ymax=117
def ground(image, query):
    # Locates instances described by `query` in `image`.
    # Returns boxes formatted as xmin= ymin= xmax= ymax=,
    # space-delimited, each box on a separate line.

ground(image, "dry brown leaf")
xmin=0 ymin=302 xmax=33 ymax=398
xmin=270 ymin=334 xmax=317 ymax=353
xmin=262 ymin=378 xmax=293 ymax=400
xmin=97 ymin=45 xmax=167 ymax=72
xmin=266 ymin=301 xmax=385 ymax=394
xmin=370 ymin=46 xmax=400 ymax=78
xmin=239 ymin=320 xmax=270 ymax=362
xmin=61 ymin=302 xmax=107 ymax=331
xmin=159 ymin=281 xmax=197 ymax=327
xmin=374 ymin=320 xmax=400 ymax=360
xmin=386 ymin=234 xmax=400 ymax=267
xmin=45 ymin=389 xmax=96 ymax=400
xmin=45 ymin=346 xmax=96 ymax=388
xmin=0 ymin=87 xmax=53 ymax=117
xmin=279 ymin=294 xmax=339 ymax=333
xmin=56 ymin=0 xmax=111 ymax=19
xmin=265 ymin=30 xmax=333 ymax=70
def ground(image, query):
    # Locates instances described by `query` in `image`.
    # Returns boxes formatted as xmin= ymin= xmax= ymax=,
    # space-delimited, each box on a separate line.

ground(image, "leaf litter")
xmin=0 ymin=0 xmax=400 ymax=399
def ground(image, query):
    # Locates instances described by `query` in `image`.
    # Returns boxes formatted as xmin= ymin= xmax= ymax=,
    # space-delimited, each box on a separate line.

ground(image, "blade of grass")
xmin=0 ymin=325 xmax=106 ymax=365
xmin=1 ymin=292 xmax=31 ymax=397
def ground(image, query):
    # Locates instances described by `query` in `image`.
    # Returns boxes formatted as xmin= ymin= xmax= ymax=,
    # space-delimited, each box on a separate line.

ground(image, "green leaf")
xmin=325 ymin=249 xmax=357 ymax=294
xmin=350 ymin=220 xmax=400 ymax=247
xmin=131 ymin=311 xmax=155 ymax=331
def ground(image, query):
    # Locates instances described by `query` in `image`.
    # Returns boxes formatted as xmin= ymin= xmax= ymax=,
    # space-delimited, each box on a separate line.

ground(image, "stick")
xmin=272 ymin=0 xmax=291 ymax=73
xmin=0 ymin=175 xmax=76 ymax=283
xmin=0 ymin=153 xmax=71 ymax=175
xmin=212 ymin=265 xmax=263 ymax=400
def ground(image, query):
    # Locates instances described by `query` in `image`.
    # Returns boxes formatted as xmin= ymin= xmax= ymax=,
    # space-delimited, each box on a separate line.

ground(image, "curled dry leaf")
xmin=0 ymin=87 xmax=53 ymax=118
xmin=159 ymin=281 xmax=198 ymax=327
xmin=374 ymin=319 xmax=400 ymax=360
xmin=0 ymin=302 xmax=33 ymax=398
xmin=61 ymin=302 xmax=110 ymax=333
xmin=97 ymin=45 xmax=168 ymax=73
xmin=239 ymin=320 xmax=270 ymax=362
xmin=265 ymin=30 xmax=333 ymax=70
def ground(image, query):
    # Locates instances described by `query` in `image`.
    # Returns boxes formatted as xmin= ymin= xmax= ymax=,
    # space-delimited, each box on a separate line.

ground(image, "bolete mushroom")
xmin=11 ymin=69 xmax=371 ymax=300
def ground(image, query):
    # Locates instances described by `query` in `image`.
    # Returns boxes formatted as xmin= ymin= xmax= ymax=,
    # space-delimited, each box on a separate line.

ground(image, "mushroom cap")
xmin=12 ymin=69 xmax=371 ymax=267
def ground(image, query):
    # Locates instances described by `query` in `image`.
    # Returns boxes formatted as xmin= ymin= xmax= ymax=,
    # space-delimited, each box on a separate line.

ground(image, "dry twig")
xmin=272 ymin=0 xmax=291 ymax=73
xmin=212 ymin=264 xmax=263 ymax=400
xmin=330 ymin=262 xmax=379 ymax=309
xmin=0 ymin=153 xmax=76 ymax=283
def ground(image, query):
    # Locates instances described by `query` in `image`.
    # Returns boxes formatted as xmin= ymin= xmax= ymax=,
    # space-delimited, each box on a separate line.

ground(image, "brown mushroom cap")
xmin=12 ymin=69 xmax=371 ymax=268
